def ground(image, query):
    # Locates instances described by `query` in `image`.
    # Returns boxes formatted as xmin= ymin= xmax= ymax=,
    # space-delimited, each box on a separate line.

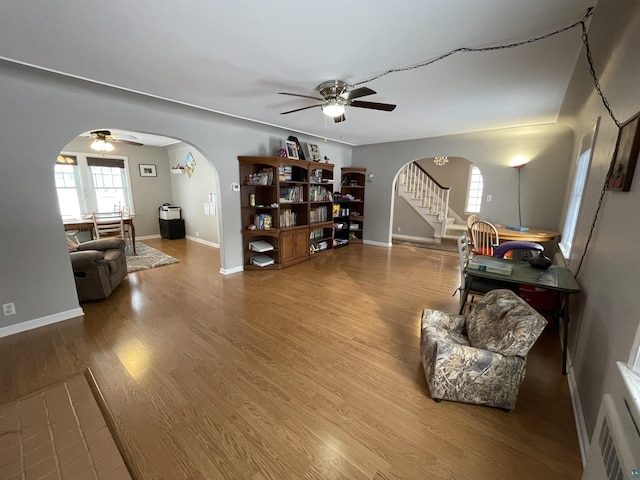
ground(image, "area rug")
xmin=0 ymin=370 xmax=134 ymax=479
xmin=125 ymin=242 xmax=179 ymax=272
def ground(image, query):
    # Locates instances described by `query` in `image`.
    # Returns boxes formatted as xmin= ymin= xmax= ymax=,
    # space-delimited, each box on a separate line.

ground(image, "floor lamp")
xmin=514 ymin=163 xmax=526 ymax=226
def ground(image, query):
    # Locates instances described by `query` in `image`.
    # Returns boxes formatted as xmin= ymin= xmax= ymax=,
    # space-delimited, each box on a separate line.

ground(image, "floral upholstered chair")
xmin=420 ymin=289 xmax=547 ymax=410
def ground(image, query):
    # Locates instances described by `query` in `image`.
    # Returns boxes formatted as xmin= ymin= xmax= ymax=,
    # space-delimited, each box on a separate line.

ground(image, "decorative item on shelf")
xmin=307 ymin=143 xmax=321 ymax=162
xmin=434 ymin=156 xmax=449 ymax=166
xmin=287 ymin=136 xmax=305 ymax=160
xmin=323 ymin=156 xmax=330 ymax=163
xmin=277 ymin=148 xmax=287 ymax=157
xmin=285 ymin=140 xmax=298 ymax=159
xmin=170 ymin=165 xmax=185 ymax=174
xmin=529 ymin=251 xmax=553 ymax=269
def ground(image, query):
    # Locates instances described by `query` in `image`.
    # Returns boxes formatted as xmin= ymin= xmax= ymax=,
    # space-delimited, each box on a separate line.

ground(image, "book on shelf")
xmin=279 ymin=209 xmax=297 ymax=228
xmin=249 ymin=240 xmax=274 ymax=252
xmin=253 ymin=214 xmax=273 ymax=230
xmin=310 ymin=206 xmax=328 ymax=223
xmin=250 ymin=254 xmax=275 ymax=267
xmin=280 ymin=185 xmax=304 ymax=202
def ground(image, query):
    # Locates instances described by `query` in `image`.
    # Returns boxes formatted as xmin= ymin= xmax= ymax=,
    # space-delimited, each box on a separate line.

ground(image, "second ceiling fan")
xmin=279 ymin=80 xmax=396 ymax=123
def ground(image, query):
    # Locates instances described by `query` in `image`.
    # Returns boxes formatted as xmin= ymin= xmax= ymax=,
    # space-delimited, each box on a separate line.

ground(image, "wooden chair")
xmin=92 ymin=211 xmax=125 ymax=240
xmin=470 ymin=220 xmax=499 ymax=256
xmin=466 ymin=214 xmax=479 ymax=251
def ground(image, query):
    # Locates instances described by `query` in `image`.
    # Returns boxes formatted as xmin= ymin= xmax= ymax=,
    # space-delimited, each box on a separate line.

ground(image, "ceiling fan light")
xmin=322 ymin=103 xmax=345 ymax=118
xmin=91 ymin=139 xmax=114 ymax=152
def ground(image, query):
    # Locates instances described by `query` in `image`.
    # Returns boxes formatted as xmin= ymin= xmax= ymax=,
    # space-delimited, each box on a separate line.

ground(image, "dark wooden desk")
xmin=63 ymin=217 xmax=137 ymax=255
xmin=463 ymin=257 xmax=580 ymax=374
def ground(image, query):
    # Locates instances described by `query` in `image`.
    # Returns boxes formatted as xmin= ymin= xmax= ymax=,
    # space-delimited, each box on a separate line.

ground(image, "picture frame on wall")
xmin=607 ymin=111 xmax=640 ymax=191
xmin=285 ymin=140 xmax=299 ymax=159
xmin=139 ymin=164 xmax=157 ymax=177
xmin=307 ymin=143 xmax=321 ymax=162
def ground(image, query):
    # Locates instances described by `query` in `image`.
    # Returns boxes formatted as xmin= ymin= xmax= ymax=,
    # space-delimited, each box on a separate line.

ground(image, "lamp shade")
xmin=91 ymin=139 xmax=114 ymax=152
xmin=322 ymin=103 xmax=345 ymax=118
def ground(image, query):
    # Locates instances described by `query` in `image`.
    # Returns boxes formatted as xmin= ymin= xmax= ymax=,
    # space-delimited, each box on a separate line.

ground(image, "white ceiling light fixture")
xmin=434 ymin=156 xmax=449 ymax=166
xmin=321 ymin=97 xmax=347 ymax=118
xmin=91 ymin=138 xmax=115 ymax=152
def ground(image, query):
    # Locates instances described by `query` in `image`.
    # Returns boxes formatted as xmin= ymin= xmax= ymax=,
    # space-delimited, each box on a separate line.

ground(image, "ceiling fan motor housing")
xmin=318 ymin=80 xmax=348 ymax=98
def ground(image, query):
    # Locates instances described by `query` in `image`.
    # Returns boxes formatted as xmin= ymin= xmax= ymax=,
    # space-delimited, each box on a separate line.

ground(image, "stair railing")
xmin=399 ymin=162 xmax=450 ymax=226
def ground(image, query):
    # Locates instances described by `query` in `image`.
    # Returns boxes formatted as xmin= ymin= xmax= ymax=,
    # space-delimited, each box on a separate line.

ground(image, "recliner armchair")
xmin=69 ymin=238 xmax=127 ymax=301
xmin=420 ymin=289 xmax=547 ymax=410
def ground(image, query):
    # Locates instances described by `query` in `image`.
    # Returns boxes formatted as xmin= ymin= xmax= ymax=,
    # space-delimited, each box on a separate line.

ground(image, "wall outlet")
xmin=2 ymin=302 xmax=16 ymax=316
xmin=231 ymin=183 xmax=240 ymax=192
xmin=397 ymin=226 xmax=401 ymax=232
xmin=195 ymin=231 xmax=200 ymax=238
xmin=486 ymin=194 xmax=492 ymax=202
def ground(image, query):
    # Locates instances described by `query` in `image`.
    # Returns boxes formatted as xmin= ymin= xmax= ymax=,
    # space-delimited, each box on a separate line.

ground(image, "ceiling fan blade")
xmin=333 ymin=114 xmax=346 ymax=123
xmin=280 ymin=105 xmax=322 ymax=115
xmin=278 ymin=92 xmax=324 ymax=101
xmin=344 ymin=87 xmax=376 ymax=100
xmin=112 ymin=139 xmax=143 ymax=146
xmin=350 ymin=100 xmax=397 ymax=112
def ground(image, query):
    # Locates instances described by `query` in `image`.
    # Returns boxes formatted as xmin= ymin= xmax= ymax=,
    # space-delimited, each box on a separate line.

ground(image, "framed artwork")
xmin=184 ymin=152 xmax=196 ymax=178
xmin=287 ymin=135 xmax=306 ymax=160
xmin=139 ymin=164 xmax=157 ymax=177
xmin=285 ymin=140 xmax=299 ymax=159
xmin=607 ymin=111 xmax=640 ymax=191
xmin=307 ymin=143 xmax=321 ymax=162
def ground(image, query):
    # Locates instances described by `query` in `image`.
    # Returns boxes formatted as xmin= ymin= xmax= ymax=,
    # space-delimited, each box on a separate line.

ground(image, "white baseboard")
xmin=0 ymin=307 xmax=84 ymax=339
xmin=185 ymin=235 xmax=220 ymax=248
xmin=393 ymin=234 xmax=441 ymax=243
xmin=220 ymin=265 xmax=243 ymax=275
xmin=566 ymin=350 xmax=589 ymax=466
xmin=364 ymin=239 xmax=391 ymax=247
xmin=136 ymin=234 xmax=161 ymax=240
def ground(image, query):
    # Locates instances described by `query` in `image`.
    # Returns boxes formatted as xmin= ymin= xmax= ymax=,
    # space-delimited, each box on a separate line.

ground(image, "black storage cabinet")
xmin=159 ymin=218 xmax=185 ymax=239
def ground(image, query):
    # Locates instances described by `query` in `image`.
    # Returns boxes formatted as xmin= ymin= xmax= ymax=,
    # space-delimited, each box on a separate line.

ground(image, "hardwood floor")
xmin=0 ymin=239 xmax=582 ymax=479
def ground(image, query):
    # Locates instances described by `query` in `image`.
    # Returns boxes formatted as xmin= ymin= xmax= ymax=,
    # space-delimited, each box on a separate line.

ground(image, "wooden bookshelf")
xmin=332 ymin=197 xmax=350 ymax=249
xmin=340 ymin=167 xmax=366 ymax=244
xmin=238 ymin=156 xmax=335 ymax=269
xmin=308 ymin=163 xmax=334 ymax=256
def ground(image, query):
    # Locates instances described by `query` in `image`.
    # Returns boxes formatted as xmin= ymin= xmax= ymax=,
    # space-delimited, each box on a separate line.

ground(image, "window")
xmin=559 ymin=119 xmax=599 ymax=260
xmin=55 ymin=155 xmax=82 ymax=217
xmin=465 ymin=165 xmax=483 ymax=213
xmin=55 ymin=152 xmax=134 ymax=216
xmin=87 ymin=157 xmax=129 ymax=212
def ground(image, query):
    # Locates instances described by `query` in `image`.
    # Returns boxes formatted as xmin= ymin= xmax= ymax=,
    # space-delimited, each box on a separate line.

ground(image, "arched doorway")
xmin=56 ymin=128 xmax=221 ymax=258
xmin=390 ymin=156 xmax=482 ymax=247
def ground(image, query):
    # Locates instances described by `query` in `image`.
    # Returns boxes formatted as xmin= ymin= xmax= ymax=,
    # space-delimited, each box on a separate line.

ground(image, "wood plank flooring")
xmin=0 ymin=239 xmax=582 ymax=479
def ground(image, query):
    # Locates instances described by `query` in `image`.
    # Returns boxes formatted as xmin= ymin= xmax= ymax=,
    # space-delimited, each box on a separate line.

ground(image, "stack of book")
xmin=280 ymin=209 xmax=296 ymax=227
xmin=253 ymin=214 xmax=273 ymax=230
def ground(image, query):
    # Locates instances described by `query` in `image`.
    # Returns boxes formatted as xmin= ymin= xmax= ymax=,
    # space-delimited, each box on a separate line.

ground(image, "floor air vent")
xmin=582 ymin=394 xmax=640 ymax=480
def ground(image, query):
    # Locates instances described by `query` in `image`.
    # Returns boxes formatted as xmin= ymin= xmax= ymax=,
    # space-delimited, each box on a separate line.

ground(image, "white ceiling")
xmin=0 ymin=0 xmax=595 ymax=146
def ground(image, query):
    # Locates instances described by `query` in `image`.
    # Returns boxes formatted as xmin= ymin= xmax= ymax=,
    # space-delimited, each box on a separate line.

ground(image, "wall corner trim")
xmin=220 ymin=266 xmax=243 ymax=275
xmin=0 ymin=307 xmax=84 ymax=339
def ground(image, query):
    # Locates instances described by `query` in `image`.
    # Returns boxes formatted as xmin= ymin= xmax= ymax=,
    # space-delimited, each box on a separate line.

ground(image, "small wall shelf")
xmin=170 ymin=169 xmax=184 ymax=175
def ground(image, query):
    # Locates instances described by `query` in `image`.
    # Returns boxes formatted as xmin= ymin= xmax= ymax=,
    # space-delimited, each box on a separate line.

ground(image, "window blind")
xmin=87 ymin=157 xmax=125 ymax=169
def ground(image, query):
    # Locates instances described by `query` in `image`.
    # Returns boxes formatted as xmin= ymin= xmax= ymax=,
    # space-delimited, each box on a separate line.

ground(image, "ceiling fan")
xmin=87 ymin=130 xmax=143 ymax=152
xmin=279 ymin=80 xmax=396 ymax=123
